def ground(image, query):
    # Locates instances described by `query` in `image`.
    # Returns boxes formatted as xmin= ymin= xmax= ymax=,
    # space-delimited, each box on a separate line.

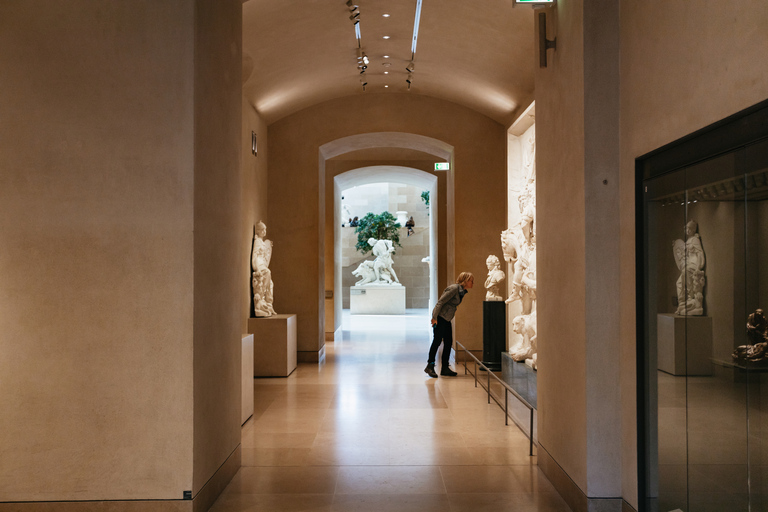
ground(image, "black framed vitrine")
xmin=638 ymin=100 xmax=768 ymax=512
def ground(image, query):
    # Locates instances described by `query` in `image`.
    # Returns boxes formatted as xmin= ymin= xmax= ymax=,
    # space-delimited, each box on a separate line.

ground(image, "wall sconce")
xmin=538 ymin=12 xmax=556 ymax=67
xmin=251 ymin=131 xmax=257 ymax=156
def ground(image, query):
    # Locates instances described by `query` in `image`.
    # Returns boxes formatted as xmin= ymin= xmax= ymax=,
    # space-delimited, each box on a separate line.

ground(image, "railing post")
xmin=529 ymin=409 xmax=534 ymax=456
xmin=505 ymin=388 xmax=509 ymax=426
xmin=487 ymin=366 xmax=491 ymax=404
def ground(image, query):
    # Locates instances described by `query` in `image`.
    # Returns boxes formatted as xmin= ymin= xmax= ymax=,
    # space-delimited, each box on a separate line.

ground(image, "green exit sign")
xmin=434 ymin=162 xmax=450 ymax=171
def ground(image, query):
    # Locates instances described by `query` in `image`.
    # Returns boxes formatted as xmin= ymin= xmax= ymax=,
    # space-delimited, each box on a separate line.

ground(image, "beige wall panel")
xmin=0 ymin=1 xmax=195 ymax=500
xmin=192 ymin=0 xmax=243 ymax=496
xmin=535 ymin=0 xmax=588 ymax=492
xmin=619 ymin=1 xmax=768 ymax=507
xmin=583 ymin=0 xmax=622 ymax=497
xmin=268 ymin=94 xmax=506 ymax=354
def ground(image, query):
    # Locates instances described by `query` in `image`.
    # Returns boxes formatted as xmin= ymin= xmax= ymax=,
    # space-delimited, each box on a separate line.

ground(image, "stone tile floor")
xmin=211 ymin=310 xmax=569 ymax=512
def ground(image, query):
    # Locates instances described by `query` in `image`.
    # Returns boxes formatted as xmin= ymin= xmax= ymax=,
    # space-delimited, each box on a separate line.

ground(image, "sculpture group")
xmin=732 ymin=309 xmax=768 ymax=365
xmin=503 ymin=132 xmax=538 ymax=369
xmin=672 ymin=219 xmax=706 ymax=316
xmin=251 ymin=221 xmax=276 ymax=317
xmin=352 ymin=238 xmax=401 ymax=286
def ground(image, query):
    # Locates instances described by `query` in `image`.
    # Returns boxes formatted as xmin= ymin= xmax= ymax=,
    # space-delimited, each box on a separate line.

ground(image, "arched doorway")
xmin=319 ymin=132 xmax=455 ymax=341
xmin=333 ymin=166 xmax=438 ymax=324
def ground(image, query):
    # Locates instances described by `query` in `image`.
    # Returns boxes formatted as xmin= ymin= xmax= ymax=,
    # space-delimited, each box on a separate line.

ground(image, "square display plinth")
xmin=241 ymin=334 xmax=254 ymax=424
xmin=248 ymin=314 xmax=297 ymax=377
xmin=350 ymin=285 xmax=406 ymax=315
xmin=657 ymin=313 xmax=713 ymax=376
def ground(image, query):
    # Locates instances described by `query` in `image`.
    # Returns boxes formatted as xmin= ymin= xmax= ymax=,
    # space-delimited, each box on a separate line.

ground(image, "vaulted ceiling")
xmin=242 ymin=0 xmax=536 ymax=128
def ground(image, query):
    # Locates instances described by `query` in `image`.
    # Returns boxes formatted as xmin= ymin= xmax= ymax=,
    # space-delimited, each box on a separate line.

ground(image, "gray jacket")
xmin=432 ymin=283 xmax=467 ymax=322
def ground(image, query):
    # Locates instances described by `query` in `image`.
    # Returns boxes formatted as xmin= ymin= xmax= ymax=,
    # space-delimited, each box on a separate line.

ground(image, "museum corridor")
xmin=211 ymin=311 xmax=567 ymax=512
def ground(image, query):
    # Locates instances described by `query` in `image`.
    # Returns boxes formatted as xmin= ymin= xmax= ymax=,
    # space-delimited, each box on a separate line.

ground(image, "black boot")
xmin=424 ymin=363 xmax=438 ymax=378
xmin=440 ymin=366 xmax=457 ymax=376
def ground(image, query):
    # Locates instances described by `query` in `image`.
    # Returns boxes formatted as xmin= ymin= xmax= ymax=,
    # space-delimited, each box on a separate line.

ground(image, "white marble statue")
xmin=352 ymin=260 xmax=377 ymax=286
xmin=673 ymin=219 xmax=706 ymax=316
xmin=504 ymin=131 xmax=538 ymax=369
xmin=251 ymin=221 xmax=276 ymax=317
xmin=484 ymin=255 xmax=506 ymax=301
xmin=370 ymin=238 xmax=400 ymax=285
xmin=511 ymin=311 xmax=537 ymax=365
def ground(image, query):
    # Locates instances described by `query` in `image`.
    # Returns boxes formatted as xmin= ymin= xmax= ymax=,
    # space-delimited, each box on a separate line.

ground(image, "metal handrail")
xmin=454 ymin=340 xmax=536 ymax=456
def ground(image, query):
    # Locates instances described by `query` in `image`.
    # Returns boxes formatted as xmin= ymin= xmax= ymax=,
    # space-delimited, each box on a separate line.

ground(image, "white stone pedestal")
xmin=657 ymin=313 xmax=713 ymax=376
xmin=248 ymin=314 xmax=297 ymax=377
xmin=350 ymin=284 xmax=406 ymax=315
xmin=241 ymin=334 xmax=254 ymax=424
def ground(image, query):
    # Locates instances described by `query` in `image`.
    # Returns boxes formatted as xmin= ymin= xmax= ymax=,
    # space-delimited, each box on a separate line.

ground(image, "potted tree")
xmin=354 ymin=211 xmax=402 ymax=255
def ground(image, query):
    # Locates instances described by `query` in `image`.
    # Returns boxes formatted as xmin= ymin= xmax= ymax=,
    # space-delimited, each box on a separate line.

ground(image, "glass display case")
xmin=639 ymin=103 xmax=768 ymax=512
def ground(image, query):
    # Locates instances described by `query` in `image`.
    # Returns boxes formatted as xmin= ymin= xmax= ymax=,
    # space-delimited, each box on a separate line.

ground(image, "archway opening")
xmin=335 ymin=168 xmax=437 ymax=320
xmin=319 ymin=132 xmax=455 ymax=342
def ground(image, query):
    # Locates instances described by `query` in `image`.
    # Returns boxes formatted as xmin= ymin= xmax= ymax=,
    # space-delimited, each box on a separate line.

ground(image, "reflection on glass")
xmin=644 ymin=144 xmax=768 ymax=511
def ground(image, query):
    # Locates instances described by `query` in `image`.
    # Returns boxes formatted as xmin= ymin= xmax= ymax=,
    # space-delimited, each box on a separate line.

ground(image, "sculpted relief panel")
xmin=504 ymin=132 xmax=537 ymax=369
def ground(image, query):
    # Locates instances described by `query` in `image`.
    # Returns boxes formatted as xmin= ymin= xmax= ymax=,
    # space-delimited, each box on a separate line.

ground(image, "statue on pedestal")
xmin=352 ymin=238 xmax=401 ymax=286
xmin=673 ymin=219 xmax=706 ymax=316
xmin=251 ymin=221 xmax=276 ymax=317
xmin=484 ymin=255 xmax=506 ymax=301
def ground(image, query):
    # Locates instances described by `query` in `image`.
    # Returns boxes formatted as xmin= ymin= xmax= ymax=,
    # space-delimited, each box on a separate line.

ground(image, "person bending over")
xmin=425 ymin=272 xmax=474 ymax=378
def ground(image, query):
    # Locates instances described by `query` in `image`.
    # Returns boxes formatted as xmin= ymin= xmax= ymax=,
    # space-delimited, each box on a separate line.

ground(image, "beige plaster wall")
xmin=535 ymin=0 xmax=589 ymax=493
xmin=192 ymin=0 xmax=242 ymax=495
xmin=0 ymin=1 xmax=195 ymax=500
xmin=269 ymin=94 xmax=506 ymax=356
xmin=619 ymin=0 xmax=768 ymax=507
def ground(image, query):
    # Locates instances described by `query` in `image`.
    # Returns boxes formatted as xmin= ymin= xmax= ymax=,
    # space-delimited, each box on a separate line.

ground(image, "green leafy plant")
xmin=421 ymin=190 xmax=430 ymax=207
xmin=354 ymin=211 xmax=402 ymax=255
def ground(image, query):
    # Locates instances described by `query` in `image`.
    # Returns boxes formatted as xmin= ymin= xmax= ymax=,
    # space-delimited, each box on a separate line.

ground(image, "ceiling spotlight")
xmin=383 ymin=13 xmax=390 ymax=17
xmin=383 ymin=55 xmax=390 ymax=59
xmin=385 ymin=85 xmax=389 ymax=88
xmin=383 ymin=35 xmax=390 ymax=39
xmin=384 ymin=71 xmax=389 ymax=74
xmin=405 ymin=61 xmax=415 ymax=72
xmin=349 ymin=11 xmax=360 ymax=22
xmin=363 ymin=55 xmax=369 ymax=65
xmin=346 ymin=0 xmax=357 ymax=8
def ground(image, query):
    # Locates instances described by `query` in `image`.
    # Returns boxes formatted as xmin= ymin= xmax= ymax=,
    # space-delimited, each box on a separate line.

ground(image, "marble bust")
xmin=673 ymin=219 xmax=706 ymax=316
xmin=484 ymin=255 xmax=505 ymax=301
xmin=251 ymin=221 xmax=276 ymax=317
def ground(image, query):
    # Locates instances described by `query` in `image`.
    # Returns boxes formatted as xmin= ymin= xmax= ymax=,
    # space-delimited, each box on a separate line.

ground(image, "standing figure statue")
xmin=251 ymin=221 xmax=276 ymax=317
xmin=673 ymin=220 xmax=706 ymax=316
xmin=368 ymin=237 xmax=400 ymax=285
xmin=484 ymin=255 xmax=506 ymax=301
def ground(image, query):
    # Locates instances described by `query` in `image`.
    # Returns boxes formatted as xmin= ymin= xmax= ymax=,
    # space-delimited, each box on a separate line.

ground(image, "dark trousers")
xmin=428 ymin=316 xmax=452 ymax=367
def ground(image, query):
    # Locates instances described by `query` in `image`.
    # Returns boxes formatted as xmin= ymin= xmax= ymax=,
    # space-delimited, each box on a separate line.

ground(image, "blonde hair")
xmin=456 ymin=272 xmax=474 ymax=286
